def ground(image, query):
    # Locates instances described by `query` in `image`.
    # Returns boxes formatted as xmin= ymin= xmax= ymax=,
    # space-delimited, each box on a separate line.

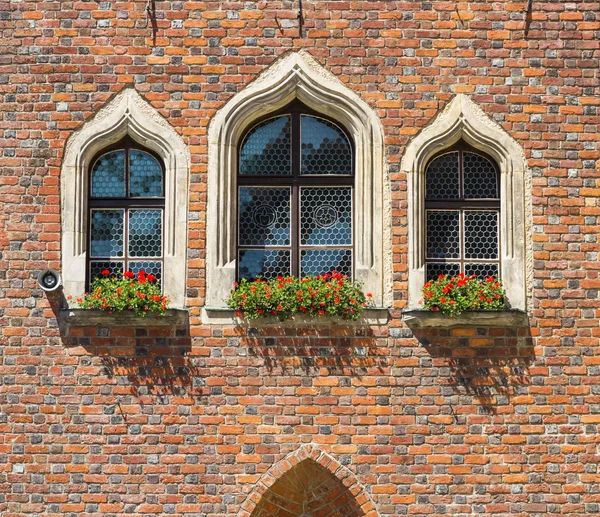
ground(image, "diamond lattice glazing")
xmin=129 ymin=150 xmax=163 ymax=197
xmin=300 ymin=249 xmax=352 ymax=278
xmin=300 ymin=188 xmax=352 ymax=246
xmin=425 ymin=152 xmax=460 ymax=200
xmin=301 ymin=116 xmax=352 ymax=175
xmin=91 ymin=150 xmax=126 ymax=198
xmin=464 ymin=152 xmax=498 ymax=199
xmin=90 ymin=210 xmax=124 ymax=258
xmin=240 ymin=116 xmax=291 ymax=176
xmin=464 ymin=211 xmax=498 ymax=260
xmin=128 ymin=210 xmax=162 ymax=258
xmin=238 ymin=187 xmax=291 ymax=246
xmin=426 ymin=211 xmax=460 ymax=259
xmin=238 ymin=250 xmax=291 ymax=280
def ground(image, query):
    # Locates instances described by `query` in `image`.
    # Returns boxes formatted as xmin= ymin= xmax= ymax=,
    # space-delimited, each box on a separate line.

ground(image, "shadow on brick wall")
xmin=411 ymin=324 xmax=534 ymax=414
xmin=55 ymin=308 xmax=204 ymax=403
xmin=241 ymin=324 xmax=389 ymax=378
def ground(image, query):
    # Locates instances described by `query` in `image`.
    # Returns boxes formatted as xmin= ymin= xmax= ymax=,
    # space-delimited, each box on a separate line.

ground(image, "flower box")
xmin=402 ymin=309 xmax=528 ymax=329
xmin=60 ymin=308 xmax=188 ymax=328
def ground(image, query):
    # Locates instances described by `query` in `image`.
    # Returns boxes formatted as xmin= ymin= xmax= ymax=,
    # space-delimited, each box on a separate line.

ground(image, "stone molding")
xmin=239 ymin=444 xmax=379 ymax=517
xmin=402 ymin=94 xmax=530 ymax=311
xmin=206 ymin=51 xmax=390 ymax=308
xmin=60 ymin=89 xmax=190 ymax=307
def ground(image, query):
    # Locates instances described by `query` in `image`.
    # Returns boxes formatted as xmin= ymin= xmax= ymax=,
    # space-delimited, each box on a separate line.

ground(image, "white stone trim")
xmin=402 ymin=94 xmax=530 ymax=311
xmin=206 ymin=51 xmax=390 ymax=308
xmin=61 ymin=89 xmax=190 ymax=307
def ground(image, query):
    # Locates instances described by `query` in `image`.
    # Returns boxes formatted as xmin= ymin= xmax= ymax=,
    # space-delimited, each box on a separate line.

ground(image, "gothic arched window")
xmin=87 ymin=137 xmax=165 ymax=286
xmin=237 ymin=103 xmax=354 ymax=280
xmin=425 ymin=145 xmax=501 ymax=280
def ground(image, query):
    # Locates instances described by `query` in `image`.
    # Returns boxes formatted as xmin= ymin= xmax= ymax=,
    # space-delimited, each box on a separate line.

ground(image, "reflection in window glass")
xmin=240 ymin=116 xmax=291 ymax=176
xmin=91 ymin=150 xmax=126 ymax=198
xmin=301 ymin=116 xmax=352 ymax=175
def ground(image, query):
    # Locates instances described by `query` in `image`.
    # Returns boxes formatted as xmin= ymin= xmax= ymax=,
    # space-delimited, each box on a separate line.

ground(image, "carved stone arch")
xmin=205 ymin=51 xmax=390 ymax=311
xmin=240 ymin=445 xmax=379 ymax=517
xmin=402 ymin=94 xmax=530 ymax=310
xmin=61 ymin=88 xmax=190 ymax=306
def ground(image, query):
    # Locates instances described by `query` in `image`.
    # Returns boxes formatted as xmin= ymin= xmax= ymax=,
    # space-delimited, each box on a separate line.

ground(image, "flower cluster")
xmin=421 ymin=273 xmax=506 ymax=315
xmin=71 ymin=270 xmax=169 ymax=316
xmin=226 ymin=271 xmax=373 ymax=321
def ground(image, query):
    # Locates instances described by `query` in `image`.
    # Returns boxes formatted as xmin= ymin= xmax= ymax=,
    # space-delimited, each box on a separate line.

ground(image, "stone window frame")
xmin=205 ymin=52 xmax=390 ymax=311
xmin=61 ymin=89 xmax=190 ymax=308
xmin=402 ymin=94 xmax=530 ymax=311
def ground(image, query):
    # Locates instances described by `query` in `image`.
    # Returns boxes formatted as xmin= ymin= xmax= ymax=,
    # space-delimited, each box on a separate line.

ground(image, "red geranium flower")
xmin=102 ymin=269 xmax=110 ymax=276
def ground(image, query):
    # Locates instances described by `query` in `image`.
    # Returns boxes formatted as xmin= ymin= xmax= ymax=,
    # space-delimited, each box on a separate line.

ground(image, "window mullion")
xmin=291 ymin=112 xmax=301 ymax=277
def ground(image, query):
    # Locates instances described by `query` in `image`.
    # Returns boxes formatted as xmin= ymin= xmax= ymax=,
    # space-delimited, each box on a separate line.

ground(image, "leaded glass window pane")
xmin=464 ymin=211 xmax=498 ymax=260
xmin=129 ymin=210 xmax=162 ymax=258
xmin=238 ymin=249 xmax=291 ymax=280
xmin=240 ymin=116 xmax=291 ymax=176
xmin=90 ymin=261 xmax=124 ymax=282
xmin=91 ymin=150 xmax=126 ymax=198
xmin=90 ymin=209 xmax=124 ymax=257
xmin=425 ymin=152 xmax=459 ymax=200
xmin=426 ymin=211 xmax=460 ymax=259
xmin=129 ymin=261 xmax=162 ymax=282
xmin=465 ymin=263 xmax=499 ymax=279
xmin=463 ymin=152 xmax=498 ymax=199
xmin=300 ymin=249 xmax=352 ymax=278
xmin=301 ymin=116 xmax=352 ymax=175
xmin=129 ymin=150 xmax=163 ymax=197
xmin=300 ymin=187 xmax=352 ymax=246
xmin=426 ymin=262 xmax=461 ymax=281
xmin=239 ymin=187 xmax=291 ymax=246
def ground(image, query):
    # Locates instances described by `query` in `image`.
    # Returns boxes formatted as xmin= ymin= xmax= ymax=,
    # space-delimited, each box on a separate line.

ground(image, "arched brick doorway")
xmin=250 ymin=458 xmax=364 ymax=517
xmin=241 ymin=446 xmax=378 ymax=517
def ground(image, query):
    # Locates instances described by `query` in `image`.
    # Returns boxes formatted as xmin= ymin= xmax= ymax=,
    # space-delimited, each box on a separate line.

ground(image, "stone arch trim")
xmin=206 ymin=51 xmax=390 ymax=309
xmin=239 ymin=445 xmax=379 ymax=517
xmin=402 ymin=94 xmax=531 ymax=310
xmin=61 ymin=88 xmax=190 ymax=307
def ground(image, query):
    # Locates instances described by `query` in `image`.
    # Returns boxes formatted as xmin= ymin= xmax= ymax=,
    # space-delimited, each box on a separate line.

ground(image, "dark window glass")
xmin=425 ymin=147 xmax=500 ymax=281
xmin=88 ymin=138 xmax=164 ymax=286
xmin=237 ymin=104 xmax=354 ymax=280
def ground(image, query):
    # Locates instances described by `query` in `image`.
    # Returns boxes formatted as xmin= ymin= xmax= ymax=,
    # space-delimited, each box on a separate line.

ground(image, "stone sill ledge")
xmin=402 ymin=309 xmax=528 ymax=329
xmin=60 ymin=308 xmax=188 ymax=327
xmin=202 ymin=307 xmax=390 ymax=326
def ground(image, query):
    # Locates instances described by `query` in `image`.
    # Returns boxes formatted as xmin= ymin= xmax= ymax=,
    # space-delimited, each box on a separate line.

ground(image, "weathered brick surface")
xmin=1 ymin=1 xmax=600 ymax=516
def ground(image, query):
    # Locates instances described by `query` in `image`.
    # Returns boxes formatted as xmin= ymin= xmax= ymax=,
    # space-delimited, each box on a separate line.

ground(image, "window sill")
xmin=60 ymin=308 xmax=188 ymax=327
xmin=202 ymin=307 xmax=390 ymax=326
xmin=402 ymin=309 xmax=528 ymax=329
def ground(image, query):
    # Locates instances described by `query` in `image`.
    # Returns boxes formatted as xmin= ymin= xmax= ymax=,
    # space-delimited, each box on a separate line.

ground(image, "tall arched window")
xmin=87 ymin=137 xmax=165 ymax=286
xmin=425 ymin=145 xmax=500 ymax=280
xmin=237 ymin=102 xmax=354 ymax=280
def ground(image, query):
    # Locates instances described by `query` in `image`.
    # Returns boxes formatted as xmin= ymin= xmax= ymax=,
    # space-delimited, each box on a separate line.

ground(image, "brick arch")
xmin=240 ymin=446 xmax=378 ymax=517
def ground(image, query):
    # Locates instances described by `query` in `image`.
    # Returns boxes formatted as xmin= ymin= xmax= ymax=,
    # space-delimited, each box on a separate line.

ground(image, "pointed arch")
xmin=240 ymin=445 xmax=379 ymax=517
xmin=402 ymin=94 xmax=530 ymax=310
xmin=205 ymin=51 xmax=390 ymax=311
xmin=61 ymin=89 xmax=190 ymax=306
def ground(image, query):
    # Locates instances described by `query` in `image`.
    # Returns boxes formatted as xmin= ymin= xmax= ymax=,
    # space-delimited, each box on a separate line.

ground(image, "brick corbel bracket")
xmin=205 ymin=51 xmax=391 ymax=316
xmin=60 ymin=89 xmax=190 ymax=308
xmin=402 ymin=94 xmax=532 ymax=312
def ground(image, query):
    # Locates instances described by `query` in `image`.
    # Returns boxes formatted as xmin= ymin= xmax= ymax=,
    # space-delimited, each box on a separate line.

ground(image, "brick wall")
xmin=1 ymin=1 xmax=600 ymax=516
